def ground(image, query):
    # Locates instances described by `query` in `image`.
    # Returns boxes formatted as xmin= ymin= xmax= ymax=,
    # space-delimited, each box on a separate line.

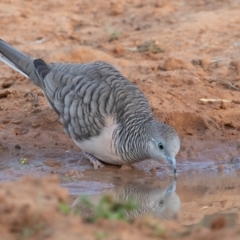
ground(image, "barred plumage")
xmin=0 ymin=39 xmax=180 ymax=171
xmin=71 ymin=180 xmax=180 ymax=220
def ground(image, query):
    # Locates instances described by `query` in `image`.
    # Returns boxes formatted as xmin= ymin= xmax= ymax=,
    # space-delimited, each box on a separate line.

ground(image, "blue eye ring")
xmin=158 ymin=143 xmax=164 ymax=150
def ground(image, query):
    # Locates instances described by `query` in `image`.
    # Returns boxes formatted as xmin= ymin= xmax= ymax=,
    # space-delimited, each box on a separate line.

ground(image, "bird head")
xmin=147 ymin=121 xmax=180 ymax=173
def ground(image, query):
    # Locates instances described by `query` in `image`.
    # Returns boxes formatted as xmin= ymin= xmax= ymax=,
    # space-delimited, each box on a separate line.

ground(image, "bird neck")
xmin=113 ymin=115 xmax=155 ymax=162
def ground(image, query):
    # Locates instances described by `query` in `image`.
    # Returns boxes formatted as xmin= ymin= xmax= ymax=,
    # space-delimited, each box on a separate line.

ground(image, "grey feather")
xmin=0 ymin=40 xmax=42 ymax=87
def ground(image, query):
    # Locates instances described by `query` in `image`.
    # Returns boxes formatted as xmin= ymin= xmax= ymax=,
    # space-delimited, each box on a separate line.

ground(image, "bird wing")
xmin=34 ymin=60 xmax=116 ymax=141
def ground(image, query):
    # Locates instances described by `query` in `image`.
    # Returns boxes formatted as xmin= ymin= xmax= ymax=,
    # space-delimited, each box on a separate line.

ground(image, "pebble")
xmin=0 ymin=90 xmax=11 ymax=99
xmin=15 ymin=144 xmax=21 ymax=149
xmin=1 ymin=81 xmax=14 ymax=89
xmin=217 ymin=165 xmax=226 ymax=171
xmin=44 ymin=159 xmax=62 ymax=167
xmin=220 ymin=101 xmax=231 ymax=110
xmin=119 ymin=164 xmax=132 ymax=170
xmin=162 ymin=57 xmax=193 ymax=71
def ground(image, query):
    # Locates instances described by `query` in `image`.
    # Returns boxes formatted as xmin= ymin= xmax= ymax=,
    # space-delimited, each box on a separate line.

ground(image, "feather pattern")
xmin=37 ymin=60 xmax=154 ymax=162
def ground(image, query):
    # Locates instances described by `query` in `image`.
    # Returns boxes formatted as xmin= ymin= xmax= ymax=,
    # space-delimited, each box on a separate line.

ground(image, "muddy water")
xmin=0 ymin=150 xmax=240 ymax=225
xmin=63 ymin=162 xmax=240 ymax=226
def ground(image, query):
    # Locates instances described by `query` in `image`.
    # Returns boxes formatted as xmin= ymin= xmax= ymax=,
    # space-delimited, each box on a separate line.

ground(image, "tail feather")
xmin=0 ymin=39 xmax=41 ymax=87
xmin=33 ymin=59 xmax=58 ymax=113
xmin=0 ymin=54 xmax=29 ymax=78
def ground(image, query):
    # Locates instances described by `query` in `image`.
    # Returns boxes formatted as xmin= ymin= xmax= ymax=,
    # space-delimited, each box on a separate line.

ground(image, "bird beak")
xmin=166 ymin=156 xmax=176 ymax=175
xmin=166 ymin=178 xmax=177 ymax=194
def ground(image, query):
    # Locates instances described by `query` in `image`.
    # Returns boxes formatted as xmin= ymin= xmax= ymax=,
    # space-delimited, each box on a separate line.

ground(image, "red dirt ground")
xmin=0 ymin=0 xmax=240 ymax=239
xmin=0 ymin=176 xmax=240 ymax=240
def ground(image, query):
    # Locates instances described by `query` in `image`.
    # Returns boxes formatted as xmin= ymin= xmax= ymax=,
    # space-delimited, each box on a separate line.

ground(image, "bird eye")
xmin=158 ymin=143 xmax=164 ymax=150
xmin=158 ymin=199 xmax=164 ymax=207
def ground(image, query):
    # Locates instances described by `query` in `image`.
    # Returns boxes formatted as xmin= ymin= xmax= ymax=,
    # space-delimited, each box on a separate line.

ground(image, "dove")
xmin=0 ymin=39 xmax=180 ymax=172
xmin=71 ymin=179 xmax=180 ymax=220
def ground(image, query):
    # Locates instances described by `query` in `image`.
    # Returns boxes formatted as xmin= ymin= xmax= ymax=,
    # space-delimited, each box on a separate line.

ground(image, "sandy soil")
xmin=0 ymin=0 xmax=240 ymax=166
xmin=0 ymin=176 xmax=240 ymax=240
xmin=0 ymin=0 xmax=240 ymax=239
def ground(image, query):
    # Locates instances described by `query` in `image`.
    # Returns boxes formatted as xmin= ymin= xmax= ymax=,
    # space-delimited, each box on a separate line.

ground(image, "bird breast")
xmin=73 ymin=117 xmax=126 ymax=165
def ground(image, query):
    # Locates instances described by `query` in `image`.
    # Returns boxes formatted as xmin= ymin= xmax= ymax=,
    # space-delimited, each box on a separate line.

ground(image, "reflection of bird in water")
xmin=71 ymin=179 xmax=180 ymax=220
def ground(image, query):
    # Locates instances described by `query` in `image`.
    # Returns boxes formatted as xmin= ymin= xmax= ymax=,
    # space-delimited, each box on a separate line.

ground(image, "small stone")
xmin=31 ymin=122 xmax=41 ymax=128
xmin=200 ymin=57 xmax=211 ymax=71
xmin=2 ymin=81 xmax=14 ymax=89
xmin=113 ymin=44 xmax=124 ymax=55
xmin=14 ymin=128 xmax=29 ymax=136
xmin=191 ymin=59 xmax=201 ymax=66
xmin=119 ymin=164 xmax=132 ymax=170
xmin=211 ymin=217 xmax=227 ymax=230
xmin=15 ymin=144 xmax=21 ymax=149
xmin=162 ymin=57 xmax=193 ymax=71
xmin=220 ymin=101 xmax=230 ymax=109
xmin=110 ymin=1 xmax=124 ymax=15
xmin=0 ymin=90 xmax=11 ymax=99
xmin=217 ymin=165 xmax=225 ymax=171
xmin=44 ymin=159 xmax=62 ymax=167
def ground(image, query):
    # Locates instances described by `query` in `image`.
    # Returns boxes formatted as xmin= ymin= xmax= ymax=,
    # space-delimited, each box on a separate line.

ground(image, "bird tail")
xmin=0 ymin=39 xmax=41 ymax=87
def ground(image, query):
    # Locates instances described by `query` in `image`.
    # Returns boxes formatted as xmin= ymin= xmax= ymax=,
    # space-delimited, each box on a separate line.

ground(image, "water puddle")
xmin=63 ymin=164 xmax=240 ymax=226
xmin=0 ymin=152 xmax=240 ymax=226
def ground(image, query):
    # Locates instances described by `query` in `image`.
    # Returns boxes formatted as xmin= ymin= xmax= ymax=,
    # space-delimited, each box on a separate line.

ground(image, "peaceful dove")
xmin=71 ymin=179 xmax=180 ymax=220
xmin=0 ymin=39 xmax=180 ymax=172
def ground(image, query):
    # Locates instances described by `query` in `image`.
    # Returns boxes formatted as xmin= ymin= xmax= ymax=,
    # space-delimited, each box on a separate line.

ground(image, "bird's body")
xmin=0 ymin=39 xmax=180 ymax=171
